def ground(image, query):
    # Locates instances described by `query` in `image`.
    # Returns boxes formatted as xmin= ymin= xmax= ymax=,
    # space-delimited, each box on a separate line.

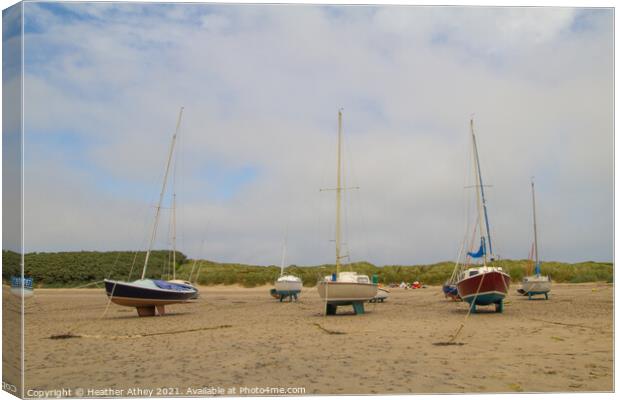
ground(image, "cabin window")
xmin=469 ymin=270 xmax=478 ymax=277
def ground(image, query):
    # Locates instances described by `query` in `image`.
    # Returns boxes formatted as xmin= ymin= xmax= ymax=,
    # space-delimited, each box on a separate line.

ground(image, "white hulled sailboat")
xmin=274 ymin=231 xmax=302 ymax=301
xmin=316 ymin=110 xmax=377 ymax=315
xmin=519 ymin=179 xmax=551 ymax=299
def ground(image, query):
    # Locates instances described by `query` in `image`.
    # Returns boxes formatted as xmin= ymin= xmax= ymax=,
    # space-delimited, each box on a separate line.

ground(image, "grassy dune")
xmin=179 ymin=259 xmax=613 ymax=287
xmin=2 ymin=250 xmax=612 ymax=288
xmin=2 ymin=250 xmax=186 ymax=287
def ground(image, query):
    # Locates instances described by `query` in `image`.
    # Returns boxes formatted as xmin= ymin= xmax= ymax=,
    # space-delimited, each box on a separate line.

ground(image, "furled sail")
xmin=467 ymin=237 xmax=486 ymax=258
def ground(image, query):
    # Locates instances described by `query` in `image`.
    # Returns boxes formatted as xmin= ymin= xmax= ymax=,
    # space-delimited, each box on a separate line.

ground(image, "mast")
xmin=470 ymin=119 xmax=486 ymax=265
xmin=279 ymin=228 xmax=288 ymax=277
xmin=172 ymin=193 xmax=177 ymax=280
xmin=335 ymin=109 xmax=343 ymax=275
xmin=470 ymin=118 xmax=493 ymax=261
xmin=531 ymin=178 xmax=540 ymax=274
xmin=141 ymin=107 xmax=184 ymax=280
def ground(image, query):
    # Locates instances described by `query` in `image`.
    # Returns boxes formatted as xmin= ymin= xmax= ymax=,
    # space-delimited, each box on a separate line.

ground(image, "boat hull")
xmin=317 ymin=281 xmax=378 ymax=304
xmin=275 ymin=280 xmax=302 ymax=295
xmin=370 ymin=287 xmax=390 ymax=303
xmin=104 ymin=279 xmax=197 ymax=307
xmin=457 ymin=271 xmax=511 ymax=305
xmin=442 ymin=283 xmax=460 ymax=300
xmin=520 ymin=275 xmax=551 ymax=295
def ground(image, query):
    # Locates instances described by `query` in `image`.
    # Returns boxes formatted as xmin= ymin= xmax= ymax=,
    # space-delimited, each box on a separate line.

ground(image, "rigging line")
xmin=342 ymin=174 xmax=351 ymax=269
xmin=98 ymin=280 xmax=118 ymax=321
xmin=315 ymin=132 xmax=332 ymax=266
xmin=163 ymin=224 xmax=170 ymax=279
xmin=126 ymin=204 xmax=152 ymax=282
xmin=193 ymin=222 xmax=211 ymax=283
xmin=454 ymin=128 xmax=474 ymax=275
xmin=278 ymin=179 xmax=292 ymax=275
xmin=161 ymin=256 xmax=167 ymax=280
xmin=470 ymin=120 xmax=493 ymax=257
xmin=165 ymin=189 xmax=177 ymax=280
xmin=463 ymin=211 xmax=480 ymax=269
xmin=126 ymin=249 xmax=141 ymax=282
xmin=171 ymin=116 xmax=180 ymax=280
xmin=531 ymin=177 xmax=542 ymax=267
xmin=192 ymin=260 xmax=203 ymax=285
xmin=108 ymin=250 xmax=122 ymax=275
xmin=527 ymin=242 xmax=535 ymax=276
xmin=449 ymin=237 xmax=468 ymax=284
xmin=141 ymin=107 xmax=184 ymax=280
xmin=453 ymin=151 xmax=476 ymax=279
xmin=341 ymin=129 xmax=351 ymax=268
xmin=72 ymin=280 xmax=105 ymax=289
xmin=342 ymin=122 xmax=370 ymax=266
xmin=115 ymin=196 xmax=153 ymax=283
xmin=64 ymin=258 xmax=123 ymax=334
xmin=189 ymin=237 xmax=207 ymax=283
xmin=279 ymin=224 xmax=289 ymax=276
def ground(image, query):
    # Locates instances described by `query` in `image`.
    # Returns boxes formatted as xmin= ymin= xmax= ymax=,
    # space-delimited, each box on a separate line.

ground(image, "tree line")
xmin=1 ymin=250 xmax=612 ymax=288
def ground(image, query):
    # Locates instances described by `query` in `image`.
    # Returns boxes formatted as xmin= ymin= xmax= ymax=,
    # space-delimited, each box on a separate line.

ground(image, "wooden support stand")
xmin=527 ymin=292 xmax=549 ymax=300
xmin=278 ymin=293 xmax=298 ymax=302
xmin=325 ymin=301 xmax=365 ymax=315
xmin=136 ymin=305 xmax=165 ymax=317
xmin=352 ymin=301 xmax=365 ymax=314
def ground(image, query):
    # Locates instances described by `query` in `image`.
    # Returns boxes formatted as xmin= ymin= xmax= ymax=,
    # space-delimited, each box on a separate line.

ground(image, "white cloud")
xmin=200 ymin=13 xmax=231 ymax=32
xmin=17 ymin=4 xmax=613 ymax=264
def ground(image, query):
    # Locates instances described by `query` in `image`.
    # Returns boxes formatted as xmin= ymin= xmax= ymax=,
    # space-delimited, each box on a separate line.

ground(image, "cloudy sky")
xmin=4 ymin=3 xmax=613 ymax=265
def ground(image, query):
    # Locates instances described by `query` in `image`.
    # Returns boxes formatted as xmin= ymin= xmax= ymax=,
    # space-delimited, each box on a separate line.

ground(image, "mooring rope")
xmin=449 ymin=270 xmax=487 ymax=343
xmin=50 ymin=324 xmax=232 ymax=340
xmin=71 ymin=280 xmax=105 ymax=289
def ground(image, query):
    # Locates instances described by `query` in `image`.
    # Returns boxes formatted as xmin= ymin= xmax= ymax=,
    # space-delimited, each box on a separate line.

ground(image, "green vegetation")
xmin=2 ymin=250 xmax=186 ymax=287
xmin=2 ymin=250 xmax=613 ymax=288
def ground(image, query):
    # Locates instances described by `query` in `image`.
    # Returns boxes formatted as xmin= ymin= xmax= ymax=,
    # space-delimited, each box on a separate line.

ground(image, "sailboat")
xmin=273 ymin=231 xmax=303 ymax=301
xmin=518 ymin=179 xmax=551 ymax=299
xmin=316 ymin=109 xmax=378 ymax=315
xmin=456 ymin=118 xmax=511 ymax=313
xmin=104 ymin=107 xmax=198 ymax=317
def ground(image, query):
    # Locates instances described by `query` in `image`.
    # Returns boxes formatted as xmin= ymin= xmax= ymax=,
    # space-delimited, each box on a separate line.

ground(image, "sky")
xmin=3 ymin=2 xmax=613 ymax=265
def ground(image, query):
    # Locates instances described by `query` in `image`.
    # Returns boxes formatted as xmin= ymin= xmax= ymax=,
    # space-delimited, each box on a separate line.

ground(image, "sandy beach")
xmin=7 ymin=282 xmax=613 ymax=395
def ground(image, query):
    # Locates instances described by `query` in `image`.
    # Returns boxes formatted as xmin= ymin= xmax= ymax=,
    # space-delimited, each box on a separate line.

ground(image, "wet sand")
xmin=9 ymin=282 xmax=613 ymax=395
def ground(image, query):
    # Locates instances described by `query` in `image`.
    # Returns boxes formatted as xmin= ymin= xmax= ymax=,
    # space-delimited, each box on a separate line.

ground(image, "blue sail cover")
xmin=153 ymin=280 xmax=194 ymax=291
xmin=534 ymin=262 xmax=541 ymax=275
xmin=467 ymin=237 xmax=486 ymax=258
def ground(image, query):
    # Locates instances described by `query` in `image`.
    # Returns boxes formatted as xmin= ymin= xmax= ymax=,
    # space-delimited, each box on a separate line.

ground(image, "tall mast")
xmin=470 ymin=119 xmax=486 ymax=265
xmin=335 ymin=109 xmax=343 ymax=275
xmin=279 ymin=227 xmax=288 ymax=277
xmin=141 ymin=107 xmax=184 ymax=280
xmin=172 ymin=193 xmax=177 ymax=280
xmin=470 ymin=118 xmax=493 ymax=261
xmin=531 ymin=178 xmax=540 ymax=274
